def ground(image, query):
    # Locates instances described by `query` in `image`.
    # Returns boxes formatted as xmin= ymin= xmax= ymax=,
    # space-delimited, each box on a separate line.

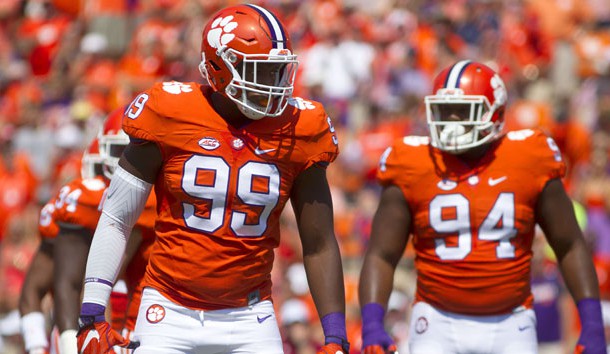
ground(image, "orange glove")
xmin=317 ymin=343 xmax=348 ymax=354
xmin=77 ymin=321 xmax=138 ymax=354
xmin=77 ymin=303 xmax=139 ymax=354
xmin=362 ymin=343 xmax=399 ymax=354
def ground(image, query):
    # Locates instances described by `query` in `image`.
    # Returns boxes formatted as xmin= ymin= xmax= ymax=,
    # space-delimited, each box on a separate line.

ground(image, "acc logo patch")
xmin=437 ymin=179 xmax=457 ymax=191
xmin=415 ymin=316 xmax=428 ymax=334
xmin=198 ymin=137 xmax=220 ymax=151
xmin=146 ymin=304 xmax=166 ymax=324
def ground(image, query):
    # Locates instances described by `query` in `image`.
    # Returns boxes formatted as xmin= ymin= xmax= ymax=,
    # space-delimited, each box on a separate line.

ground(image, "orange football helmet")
xmin=81 ymin=138 xmax=104 ymax=179
xmin=425 ymin=60 xmax=507 ymax=154
xmin=198 ymin=4 xmax=298 ymax=120
xmin=98 ymin=107 xmax=129 ymax=179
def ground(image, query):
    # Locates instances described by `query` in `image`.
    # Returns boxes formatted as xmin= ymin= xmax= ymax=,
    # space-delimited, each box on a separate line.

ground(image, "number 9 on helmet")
xmin=425 ymin=60 xmax=507 ymax=154
xmin=198 ymin=4 xmax=298 ymax=120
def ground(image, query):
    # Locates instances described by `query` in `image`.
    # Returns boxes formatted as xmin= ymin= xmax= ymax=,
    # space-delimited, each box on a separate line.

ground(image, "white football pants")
xmin=132 ymin=287 xmax=284 ymax=354
xmin=408 ymin=301 xmax=538 ymax=354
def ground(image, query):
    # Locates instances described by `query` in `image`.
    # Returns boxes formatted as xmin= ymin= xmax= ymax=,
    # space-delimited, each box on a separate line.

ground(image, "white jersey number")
xmin=181 ymin=155 xmax=280 ymax=237
xmin=54 ymin=186 xmax=82 ymax=213
xmin=430 ymin=193 xmax=517 ymax=260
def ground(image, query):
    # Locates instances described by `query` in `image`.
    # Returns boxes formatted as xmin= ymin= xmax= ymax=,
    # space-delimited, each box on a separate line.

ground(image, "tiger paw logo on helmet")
xmin=207 ymin=15 xmax=238 ymax=49
xmin=146 ymin=304 xmax=166 ymax=323
xmin=490 ymin=74 xmax=507 ymax=106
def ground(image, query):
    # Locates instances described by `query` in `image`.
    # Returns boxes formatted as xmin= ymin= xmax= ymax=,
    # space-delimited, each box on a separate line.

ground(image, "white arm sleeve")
xmin=82 ymin=166 xmax=152 ymax=306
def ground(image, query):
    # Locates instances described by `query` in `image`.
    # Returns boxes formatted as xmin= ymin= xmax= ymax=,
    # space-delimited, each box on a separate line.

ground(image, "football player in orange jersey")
xmin=18 ymin=138 xmax=102 ymax=354
xmin=77 ymin=3 xmax=348 ymax=354
xmin=359 ymin=60 xmax=606 ymax=354
xmin=51 ymin=137 xmax=115 ymax=354
xmin=52 ymin=109 xmax=156 ymax=354
xmin=19 ymin=197 xmax=58 ymax=354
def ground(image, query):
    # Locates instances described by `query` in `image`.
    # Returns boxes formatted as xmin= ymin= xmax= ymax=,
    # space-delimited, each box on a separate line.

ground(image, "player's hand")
xmin=574 ymin=342 xmax=606 ymax=354
xmin=317 ymin=336 xmax=350 ymax=354
xmin=362 ymin=343 xmax=399 ymax=354
xmin=317 ymin=343 xmax=347 ymax=354
xmin=77 ymin=303 xmax=139 ymax=354
xmin=361 ymin=303 xmax=397 ymax=354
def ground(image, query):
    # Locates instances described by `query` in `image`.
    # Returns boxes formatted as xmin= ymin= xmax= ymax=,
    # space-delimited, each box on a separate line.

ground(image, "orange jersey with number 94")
xmin=122 ymin=82 xmax=339 ymax=310
xmin=377 ymin=129 xmax=565 ymax=315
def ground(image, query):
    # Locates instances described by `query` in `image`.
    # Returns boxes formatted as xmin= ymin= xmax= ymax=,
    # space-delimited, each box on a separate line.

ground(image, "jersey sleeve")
xmin=296 ymin=103 xmax=340 ymax=170
xmin=508 ymin=129 xmax=566 ymax=192
xmin=38 ymin=199 xmax=59 ymax=240
xmin=122 ymin=82 xmax=203 ymax=144
xmin=121 ymin=84 xmax=167 ymax=144
xmin=376 ymin=136 xmax=427 ymax=189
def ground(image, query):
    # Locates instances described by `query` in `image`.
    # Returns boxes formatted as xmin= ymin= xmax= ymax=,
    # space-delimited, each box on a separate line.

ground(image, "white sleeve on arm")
xmin=82 ymin=166 xmax=152 ymax=306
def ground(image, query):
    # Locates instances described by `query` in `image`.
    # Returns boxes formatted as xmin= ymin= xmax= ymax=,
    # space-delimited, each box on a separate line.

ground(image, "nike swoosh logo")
xmin=257 ymin=314 xmax=272 ymax=323
xmin=488 ymin=176 xmax=507 ymax=186
xmin=82 ymin=330 xmax=100 ymax=349
xmin=106 ymin=186 xmax=117 ymax=200
xmin=254 ymin=147 xmax=276 ymax=155
xmin=518 ymin=325 xmax=531 ymax=331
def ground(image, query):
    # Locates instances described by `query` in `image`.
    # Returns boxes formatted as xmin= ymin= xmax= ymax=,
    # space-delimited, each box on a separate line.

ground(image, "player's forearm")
xmin=19 ymin=251 xmax=53 ymax=315
xmin=54 ymin=228 xmax=92 ymax=332
xmin=303 ymin=242 xmax=346 ymax=317
xmin=558 ymin=238 xmax=600 ymax=302
xmin=54 ymin=285 xmax=82 ymax=332
xmin=82 ymin=212 xmax=133 ymax=306
xmin=20 ymin=241 xmax=55 ymax=314
xmin=19 ymin=283 xmax=48 ymax=316
xmin=82 ymin=166 xmax=152 ymax=306
xmin=358 ymin=254 xmax=396 ymax=306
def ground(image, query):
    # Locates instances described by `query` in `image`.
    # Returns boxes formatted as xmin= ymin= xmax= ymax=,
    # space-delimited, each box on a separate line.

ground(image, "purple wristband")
xmin=361 ymin=302 xmax=385 ymax=331
xmin=576 ymin=298 xmax=606 ymax=353
xmin=320 ymin=312 xmax=347 ymax=344
xmin=361 ymin=302 xmax=396 ymax=347
xmin=80 ymin=303 xmax=106 ymax=323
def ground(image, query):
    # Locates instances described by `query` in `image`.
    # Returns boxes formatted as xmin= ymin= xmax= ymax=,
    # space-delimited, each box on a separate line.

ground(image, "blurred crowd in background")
xmin=0 ymin=0 xmax=609 ymax=353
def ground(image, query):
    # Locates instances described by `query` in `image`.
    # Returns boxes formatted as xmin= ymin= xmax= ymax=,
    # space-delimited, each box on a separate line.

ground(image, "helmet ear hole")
xmin=209 ymin=60 xmax=222 ymax=71
xmin=497 ymin=107 xmax=505 ymax=120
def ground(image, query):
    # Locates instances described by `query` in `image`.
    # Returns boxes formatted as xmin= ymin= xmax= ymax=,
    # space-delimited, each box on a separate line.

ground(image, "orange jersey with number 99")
xmin=122 ymin=82 xmax=339 ymax=310
xmin=377 ymin=129 xmax=565 ymax=315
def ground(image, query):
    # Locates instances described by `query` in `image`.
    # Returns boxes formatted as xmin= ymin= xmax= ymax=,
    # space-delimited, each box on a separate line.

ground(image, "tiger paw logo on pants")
xmin=146 ymin=304 xmax=166 ymax=323
xmin=207 ymin=15 xmax=238 ymax=49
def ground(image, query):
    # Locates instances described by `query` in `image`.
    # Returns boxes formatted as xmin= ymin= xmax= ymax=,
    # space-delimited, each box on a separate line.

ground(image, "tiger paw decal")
xmin=207 ymin=15 xmax=238 ymax=49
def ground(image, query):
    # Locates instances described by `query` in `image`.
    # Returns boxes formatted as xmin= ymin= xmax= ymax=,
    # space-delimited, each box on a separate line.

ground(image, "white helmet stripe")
xmin=247 ymin=4 xmax=285 ymax=49
xmin=445 ymin=60 xmax=471 ymax=89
